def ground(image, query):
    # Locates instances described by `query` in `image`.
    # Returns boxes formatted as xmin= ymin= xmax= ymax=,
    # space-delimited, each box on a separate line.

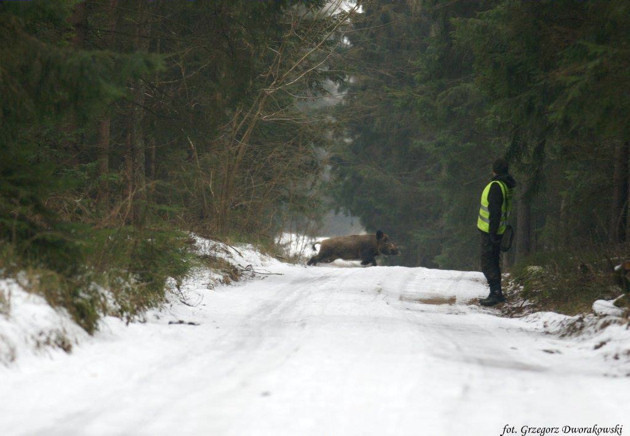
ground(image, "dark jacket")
xmin=487 ymin=174 xmax=516 ymax=239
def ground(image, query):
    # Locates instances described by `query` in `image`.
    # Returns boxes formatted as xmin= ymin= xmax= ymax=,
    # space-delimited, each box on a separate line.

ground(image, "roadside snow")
xmin=593 ymin=297 xmax=627 ymax=318
xmin=1 ymin=236 xmax=629 ymax=436
xmin=275 ymin=232 xmax=327 ymax=263
xmin=0 ymin=278 xmax=88 ymax=366
xmin=522 ymin=310 xmax=630 ymax=373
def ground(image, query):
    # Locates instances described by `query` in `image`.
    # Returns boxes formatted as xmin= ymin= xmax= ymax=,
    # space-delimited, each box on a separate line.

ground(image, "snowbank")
xmin=522 ymin=310 xmax=630 ymax=375
xmin=0 ymin=278 xmax=88 ymax=365
xmin=193 ymin=234 xmax=281 ymax=271
xmin=593 ymin=297 xmax=627 ymax=318
xmin=275 ymin=232 xmax=325 ymax=262
xmin=0 ymin=236 xmax=278 ymax=365
xmin=1 ymin=234 xmax=629 ymax=373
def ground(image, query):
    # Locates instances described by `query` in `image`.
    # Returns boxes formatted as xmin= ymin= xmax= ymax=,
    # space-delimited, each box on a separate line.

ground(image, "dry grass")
xmin=507 ymin=249 xmax=627 ymax=316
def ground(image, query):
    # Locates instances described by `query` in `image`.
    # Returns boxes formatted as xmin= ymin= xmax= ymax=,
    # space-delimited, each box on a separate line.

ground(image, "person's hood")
xmin=493 ymin=173 xmax=516 ymax=189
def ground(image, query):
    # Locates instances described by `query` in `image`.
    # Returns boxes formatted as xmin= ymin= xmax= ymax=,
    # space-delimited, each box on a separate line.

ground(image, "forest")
xmin=1 ymin=0 xmax=629 ymax=327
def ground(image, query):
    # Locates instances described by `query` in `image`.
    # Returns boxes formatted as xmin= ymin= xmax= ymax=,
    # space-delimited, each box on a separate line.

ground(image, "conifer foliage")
xmin=0 ymin=0 xmax=351 ymax=330
xmin=333 ymin=0 xmax=630 ymax=272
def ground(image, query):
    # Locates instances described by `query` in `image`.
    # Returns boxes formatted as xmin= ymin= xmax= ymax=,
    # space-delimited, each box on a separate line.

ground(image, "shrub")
xmin=1 ymin=226 xmax=192 ymax=333
xmin=509 ymin=249 xmax=622 ymax=315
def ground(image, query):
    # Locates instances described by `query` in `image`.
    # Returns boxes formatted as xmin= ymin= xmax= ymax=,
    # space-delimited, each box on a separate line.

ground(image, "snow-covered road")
xmin=2 ymin=245 xmax=629 ymax=436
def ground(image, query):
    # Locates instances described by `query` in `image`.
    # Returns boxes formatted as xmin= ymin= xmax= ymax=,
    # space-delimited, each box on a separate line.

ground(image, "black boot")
xmin=479 ymin=285 xmax=506 ymax=307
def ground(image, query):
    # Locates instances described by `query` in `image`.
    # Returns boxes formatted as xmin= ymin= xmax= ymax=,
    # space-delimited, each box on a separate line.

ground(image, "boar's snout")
xmin=381 ymin=242 xmax=399 ymax=255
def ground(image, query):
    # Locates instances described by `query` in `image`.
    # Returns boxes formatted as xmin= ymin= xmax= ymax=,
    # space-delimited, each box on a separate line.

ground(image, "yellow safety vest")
xmin=477 ymin=180 xmax=511 ymax=234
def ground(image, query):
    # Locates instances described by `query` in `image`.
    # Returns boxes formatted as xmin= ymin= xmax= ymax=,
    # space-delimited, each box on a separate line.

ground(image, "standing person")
xmin=477 ymin=158 xmax=516 ymax=306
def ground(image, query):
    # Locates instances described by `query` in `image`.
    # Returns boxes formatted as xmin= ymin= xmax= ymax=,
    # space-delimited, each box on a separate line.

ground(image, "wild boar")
xmin=307 ymin=230 xmax=399 ymax=266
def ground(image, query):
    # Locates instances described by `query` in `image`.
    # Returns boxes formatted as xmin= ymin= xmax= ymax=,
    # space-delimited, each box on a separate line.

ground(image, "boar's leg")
xmin=360 ymin=257 xmax=377 ymax=266
xmin=308 ymin=250 xmax=334 ymax=266
xmin=359 ymin=247 xmax=378 ymax=266
xmin=308 ymin=255 xmax=336 ymax=266
xmin=306 ymin=254 xmax=322 ymax=265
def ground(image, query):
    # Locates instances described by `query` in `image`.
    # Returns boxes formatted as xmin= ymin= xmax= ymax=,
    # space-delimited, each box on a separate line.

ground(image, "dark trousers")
xmin=480 ymin=231 xmax=502 ymax=293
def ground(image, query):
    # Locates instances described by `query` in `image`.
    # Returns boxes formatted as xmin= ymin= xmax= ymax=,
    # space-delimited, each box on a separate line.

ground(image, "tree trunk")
xmin=147 ymin=136 xmax=156 ymax=202
xmin=69 ymin=1 xmax=87 ymax=48
xmin=515 ymin=181 xmax=532 ymax=263
xmin=130 ymin=81 xmax=147 ymax=224
xmin=126 ymin=1 xmax=150 ymax=225
xmin=610 ymin=140 xmax=629 ymax=243
xmin=63 ymin=1 xmax=88 ymax=168
xmin=96 ymin=0 xmax=119 ymax=211
xmin=124 ymin=131 xmax=134 ymax=224
xmin=97 ymin=118 xmax=110 ymax=208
